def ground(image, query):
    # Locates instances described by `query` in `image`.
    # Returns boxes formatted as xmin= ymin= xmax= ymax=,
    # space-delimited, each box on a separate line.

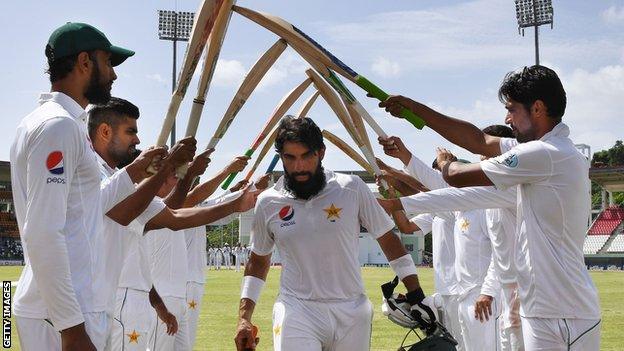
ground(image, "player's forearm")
xmin=405 ymin=100 xmax=497 ymax=156
xmin=392 ymin=211 xmax=418 ymax=234
xmin=239 ymin=298 xmax=256 ymax=321
xmin=164 ymin=173 xmax=194 ymax=209
xmin=440 ymin=161 xmax=493 ymax=188
xmin=149 ymin=286 xmax=167 ymax=312
xmin=106 ymin=165 xmax=172 ymax=225
xmin=168 ymin=201 xmax=237 ymax=230
xmin=239 ymin=253 xmax=271 ymax=321
xmin=184 ymin=168 xmax=231 ymax=207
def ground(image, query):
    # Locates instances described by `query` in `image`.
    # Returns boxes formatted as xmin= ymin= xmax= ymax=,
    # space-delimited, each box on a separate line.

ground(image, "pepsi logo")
xmin=278 ymin=206 xmax=295 ymax=221
xmin=46 ymin=151 xmax=64 ymax=175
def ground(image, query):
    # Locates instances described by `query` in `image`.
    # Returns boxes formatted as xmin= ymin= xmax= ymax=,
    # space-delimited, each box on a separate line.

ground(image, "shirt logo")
xmin=279 ymin=206 xmax=295 ymax=221
xmin=46 ymin=151 xmax=64 ymax=175
xmin=497 ymin=153 xmax=519 ymax=168
xmin=323 ymin=203 xmax=342 ymax=222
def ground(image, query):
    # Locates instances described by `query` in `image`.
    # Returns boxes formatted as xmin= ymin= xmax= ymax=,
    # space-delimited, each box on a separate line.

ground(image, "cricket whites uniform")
xmin=150 ymin=225 xmax=190 ymax=350
xmin=185 ymin=226 xmax=206 ymax=348
xmin=11 ymin=92 xmax=136 ymax=350
xmin=251 ymin=171 xmax=394 ymax=351
xmin=409 ymin=213 xmax=463 ymax=350
xmin=401 ymin=185 xmax=524 ymax=350
xmin=481 ymin=123 xmax=601 ymax=350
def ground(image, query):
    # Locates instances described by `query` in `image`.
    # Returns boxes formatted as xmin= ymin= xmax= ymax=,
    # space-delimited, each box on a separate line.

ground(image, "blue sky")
xmin=1 ymin=0 xmax=623 ymax=184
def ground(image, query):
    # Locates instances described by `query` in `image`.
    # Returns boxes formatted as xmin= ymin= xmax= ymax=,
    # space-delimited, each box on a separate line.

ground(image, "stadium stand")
xmin=584 ymin=206 xmax=624 ymax=254
xmin=584 ymin=235 xmax=611 ymax=254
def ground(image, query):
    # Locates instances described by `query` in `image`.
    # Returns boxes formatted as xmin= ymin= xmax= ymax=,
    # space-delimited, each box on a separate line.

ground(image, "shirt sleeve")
xmin=355 ymin=177 xmax=395 ymax=239
xmin=135 ymin=198 xmax=167 ymax=226
xmin=249 ymin=199 xmax=274 ymax=256
xmin=23 ymin=117 xmax=84 ymax=331
xmin=410 ymin=213 xmax=433 ymax=234
xmin=400 ymin=186 xmax=516 ymax=215
xmin=499 ymin=137 xmax=518 ymax=154
xmin=481 ymin=141 xmax=552 ymax=190
xmin=100 ymin=167 xmax=136 ymax=213
xmin=403 ymin=155 xmax=449 ymax=190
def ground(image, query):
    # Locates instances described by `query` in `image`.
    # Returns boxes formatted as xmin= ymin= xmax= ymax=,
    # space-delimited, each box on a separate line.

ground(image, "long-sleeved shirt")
xmin=10 ymin=92 xmax=135 ymax=331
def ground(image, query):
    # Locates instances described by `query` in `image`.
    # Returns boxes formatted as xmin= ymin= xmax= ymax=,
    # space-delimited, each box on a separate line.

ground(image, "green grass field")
xmin=2 ymin=266 xmax=623 ymax=350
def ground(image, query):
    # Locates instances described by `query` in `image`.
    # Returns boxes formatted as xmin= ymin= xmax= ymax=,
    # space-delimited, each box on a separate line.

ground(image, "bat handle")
xmin=175 ymin=163 xmax=190 ymax=179
xmin=221 ymin=148 xmax=254 ymax=190
xmin=355 ymin=77 xmax=426 ymax=129
xmin=266 ymin=154 xmax=280 ymax=173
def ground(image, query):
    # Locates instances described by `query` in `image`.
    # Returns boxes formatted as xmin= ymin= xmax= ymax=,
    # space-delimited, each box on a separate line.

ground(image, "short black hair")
xmin=275 ymin=116 xmax=325 ymax=154
xmin=482 ymin=124 xmax=514 ymax=138
xmin=88 ymin=97 xmax=140 ymax=140
xmin=498 ymin=65 xmax=566 ymax=121
xmin=45 ymin=48 xmax=97 ymax=83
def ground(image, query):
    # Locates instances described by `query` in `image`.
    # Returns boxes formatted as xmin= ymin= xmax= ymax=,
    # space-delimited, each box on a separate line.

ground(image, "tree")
xmin=592 ymin=140 xmax=624 ymax=167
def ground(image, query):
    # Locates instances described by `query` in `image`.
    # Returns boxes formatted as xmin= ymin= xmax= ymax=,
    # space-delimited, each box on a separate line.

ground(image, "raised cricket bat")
xmin=232 ymin=5 xmax=426 ymax=129
xmin=265 ymin=153 xmax=280 ymax=173
xmin=221 ymin=77 xmax=312 ymax=189
xmin=322 ymin=130 xmax=373 ymax=175
xmin=295 ymin=90 xmax=320 ymax=118
xmin=184 ymin=0 xmax=236 ymax=139
xmin=155 ymin=0 xmax=224 ymax=147
xmin=306 ymin=69 xmax=388 ymax=189
xmin=243 ymin=115 xmax=291 ymax=181
xmin=206 ymin=39 xmax=288 ymax=151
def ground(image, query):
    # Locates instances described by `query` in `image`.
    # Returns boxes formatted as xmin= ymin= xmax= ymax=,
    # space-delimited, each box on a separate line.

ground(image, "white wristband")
xmin=389 ymin=254 xmax=417 ymax=280
xmin=241 ymin=275 xmax=265 ymax=304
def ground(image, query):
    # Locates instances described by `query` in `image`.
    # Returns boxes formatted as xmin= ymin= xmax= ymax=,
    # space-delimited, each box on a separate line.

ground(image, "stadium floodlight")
xmin=514 ymin=0 xmax=553 ymax=65
xmin=158 ymin=10 xmax=194 ymax=146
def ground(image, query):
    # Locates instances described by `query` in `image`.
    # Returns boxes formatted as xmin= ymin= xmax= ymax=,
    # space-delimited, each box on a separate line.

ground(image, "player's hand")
xmin=377 ymin=198 xmax=402 ymax=214
xmin=186 ymin=148 xmax=215 ymax=178
xmin=60 ymin=323 xmax=97 ymax=351
xmin=126 ymin=147 xmax=169 ymax=182
xmin=378 ymin=136 xmax=412 ymax=165
xmin=234 ymin=319 xmax=259 ymax=351
xmin=156 ymin=307 xmax=179 ymax=335
xmin=435 ymin=147 xmax=458 ymax=170
xmin=406 ymin=289 xmax=437 ymax=334
xmin=232 ymin=183 xmax=261 ymax=212
xmin=226 ymin=156 xmax=251 ymax=174
xmin=165 ymin=136 xmax=198 ymax=169
xmin=474 ymin=294 xmax=493 ymax=322
xmin=255 ymin=173 xmax=271 ymax=191
xmin=376 ymin=95 xmax=416 ymax=119
xmin=230 ymin=179 xmax=249 ymax=192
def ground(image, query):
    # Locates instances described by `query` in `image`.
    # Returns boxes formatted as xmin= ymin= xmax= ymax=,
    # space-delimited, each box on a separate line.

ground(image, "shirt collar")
xmin=38 ymin=92 xmax=88 ymax=124
xmin=540 ymin=122 xmax=570 ymax=141
xmin=95 ymin=152 xmax=117 ymax=176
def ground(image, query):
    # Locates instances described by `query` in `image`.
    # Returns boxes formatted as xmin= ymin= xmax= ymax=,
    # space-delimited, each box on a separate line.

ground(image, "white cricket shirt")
xmin=410 ymin=214 xmax=459 ymax=295
xmin=251 ymin=171 xmax=395 ymax=301
xmin=185 ymin=226 xmax=207 ymax=284
xmin=150 ymin=223 xmax=188 ymax=299
xmin=481 ymin=123 xmax=600 ymax=319
xmin=10 ymin=92 xmax=135 ymax=331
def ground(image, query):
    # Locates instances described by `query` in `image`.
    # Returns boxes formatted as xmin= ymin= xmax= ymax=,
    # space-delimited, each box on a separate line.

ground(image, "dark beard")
xmin=84 ymin=61 xmax=111 ymax=104
xmin=284 ymin=163 xmax=326 ymax=200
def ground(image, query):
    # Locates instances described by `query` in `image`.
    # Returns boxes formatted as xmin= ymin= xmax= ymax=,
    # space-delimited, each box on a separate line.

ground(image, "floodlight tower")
xmin=514 ymin=0 xmax=553 ymax=65
xmin=158 ymin=10 xmax=194 ymax=147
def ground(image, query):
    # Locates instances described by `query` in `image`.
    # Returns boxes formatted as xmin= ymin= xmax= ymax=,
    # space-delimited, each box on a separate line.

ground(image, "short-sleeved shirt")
xmin=481 ymin=123 xmax=600 ymax=319
xmin=250 ymin=170 xmax=394 ymax=301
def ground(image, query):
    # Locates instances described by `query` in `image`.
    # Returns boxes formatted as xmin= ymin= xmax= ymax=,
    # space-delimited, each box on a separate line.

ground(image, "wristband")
xmin=388 ymin=253 xmax=417 ymax=280
xmin=241 ymin=276 xmax=265 ymax=304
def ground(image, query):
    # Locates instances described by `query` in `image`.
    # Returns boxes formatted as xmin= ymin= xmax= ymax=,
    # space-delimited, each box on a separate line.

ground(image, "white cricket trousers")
xmin=521 ymin=317 xmax=600 ymax=351
xmin=186 ymin=281 xmax=205 ymax=348
xmin=17 ymin=312 xmax=108 ymax=351
xmin=109 ymin=288 xmax=156 ymax=351
xmin=272 ymin=294 xmax=373 ymax=351
xmin=457 ymin=289 xmax=499 ymax=351
xmin=150 ymin=295 xmax=190 ymax=350
xmin=499 ymin=283 xmax=524 ymax=351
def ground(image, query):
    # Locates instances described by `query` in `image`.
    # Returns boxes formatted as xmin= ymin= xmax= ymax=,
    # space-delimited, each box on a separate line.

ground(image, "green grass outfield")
xmin=2 ymin=266 xmax=623 ymax=350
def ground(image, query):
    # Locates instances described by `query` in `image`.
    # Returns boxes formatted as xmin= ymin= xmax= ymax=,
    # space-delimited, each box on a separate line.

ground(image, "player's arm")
xmin=436 ymin=148 xmax=493 ymax=188
xmin=184 ymin=155 xmax=249 ymax=207
xmin=379 ymin=95 xmax=502 ymax=157
xmin=235 ymin=252 xmax=270 ymax=351
xmin=145 ymin=185 xmax=258 ymax=231
xmin=149 ymin=286 xmax=178 ymax=335
xmin=391 ymin=210 xmax=420 ymax=234
xmin=23 ymin=118 xmax=93 ymax=348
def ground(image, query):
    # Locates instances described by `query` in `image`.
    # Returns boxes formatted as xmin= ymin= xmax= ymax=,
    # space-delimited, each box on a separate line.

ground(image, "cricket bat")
xmin=322 ymin=130 xmax=373 ymax=175
xmin=243 ymin=116 xmax=291 ymax=181
xmin=206 ymin=39 xmax=288 ymax=151
xmin=155 ymin=0 xmax=224 ymax=147
xmin=295 ymin=90 xmax=320 ymax=118
xmin=221 ymin=77 xmax=312 ymax=189
xmin=265 ymin=153 xmax=280 ymax=173
xmin=232 ymin=5 xmax=426 ymax=129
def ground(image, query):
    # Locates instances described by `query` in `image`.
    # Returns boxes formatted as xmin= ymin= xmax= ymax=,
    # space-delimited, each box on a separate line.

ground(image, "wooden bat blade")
xmin=185 ymin=0 xmax=236 ymax=138
xmin=322 ymin=130 xmax=373 ymax=175
xmin=232 ymin=5 xmax=425 ymax=130
xmin=244 ymin=116 xmax=287 ymax=181
xmin=156 ymin=0 xmax=224 ymax=146
xmin=296 ymin=90 xmax=320 ymax=118
xmin=207 ymin=38 xmax=288 ymax=150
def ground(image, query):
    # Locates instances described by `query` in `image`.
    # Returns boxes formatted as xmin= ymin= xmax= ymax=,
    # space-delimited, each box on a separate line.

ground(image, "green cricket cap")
xmin=46 ymin=22 xmax=135 ymax=66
